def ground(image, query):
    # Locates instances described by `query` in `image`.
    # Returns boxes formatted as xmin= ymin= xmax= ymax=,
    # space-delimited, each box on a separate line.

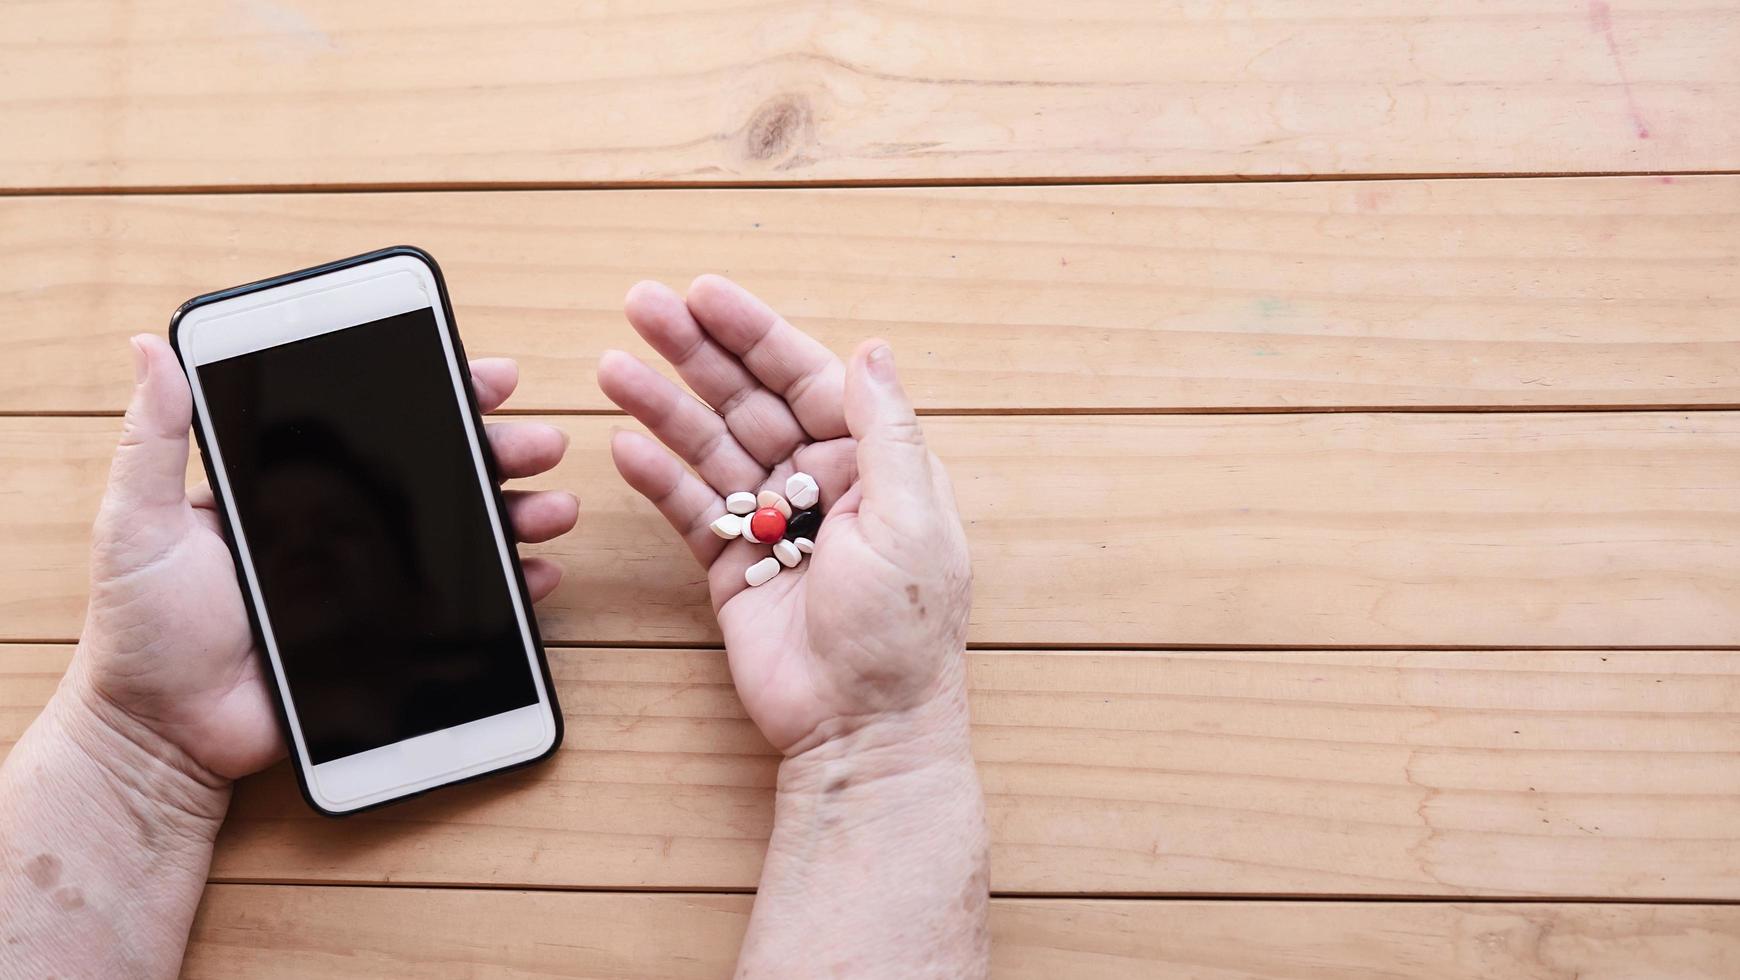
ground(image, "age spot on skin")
xmin=53 ymin=886 xmax=84 ymax=911
xmin=24 ymin=853 xmax=60 ymax=889
xmin=960 ymin=862 xmax=989 ymax=914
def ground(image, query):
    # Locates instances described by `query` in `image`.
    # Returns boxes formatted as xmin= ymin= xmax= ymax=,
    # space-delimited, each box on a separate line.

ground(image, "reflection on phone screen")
xmin=198 ymin=308 xmax=537 ymax=763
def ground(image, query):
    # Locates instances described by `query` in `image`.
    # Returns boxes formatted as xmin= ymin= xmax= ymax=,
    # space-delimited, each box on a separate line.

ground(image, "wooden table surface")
xmin=3 ymin=2 xmax=1739 ymax=976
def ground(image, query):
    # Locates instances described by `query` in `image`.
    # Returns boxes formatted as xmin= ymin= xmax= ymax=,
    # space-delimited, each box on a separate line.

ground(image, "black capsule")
xmin=784 ymin=507 xmax=821 ymax=541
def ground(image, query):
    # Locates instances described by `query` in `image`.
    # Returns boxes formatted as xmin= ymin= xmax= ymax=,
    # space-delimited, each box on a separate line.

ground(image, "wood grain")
xmin=4 ymin=412 xmax=1739 ymax=648
xmin=0 ymin=646 xmax=69 ymax=752
xmin=6 ymin=645 xmax=1738 ymax=897
xmin=7 ymin=0 xmax=1736 ymax=969
xmin=2 ymin=178 xmax=1738 ymax=414
xmin=183 ymin=886 xmax=1740 ymax=979
xmin=3 ymin=2 xmax=1737 ymax=190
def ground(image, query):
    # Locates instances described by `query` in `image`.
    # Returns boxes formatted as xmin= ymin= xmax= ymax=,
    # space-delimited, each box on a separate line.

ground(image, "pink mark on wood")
xmin=1587 ymin=0 xmax=1651 ymax=139
xmin=1354 ymin=187 xmax=1391 ymax=212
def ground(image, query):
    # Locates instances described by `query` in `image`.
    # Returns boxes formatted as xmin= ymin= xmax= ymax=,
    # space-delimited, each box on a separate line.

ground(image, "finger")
xmin=184 ymin=479 xmax=224 ymax=534
xmin=828 ymin=482 xmax=863 ymax=522
xmin=469 ymin=357 xmax=520 ymax=414
xmin=486 ymin=421 xmax=569 ymax=480
xmin=788 ymin=438 xmax=857 ymax=512
xmin=843 ymin=339 xmax=934 ymax=527
xmin=107 ymin=335 xmax=193 ymax=513
xmin=609 ymin=428 xmax=729 ymax=569
xmin=188 ymin=507 xmax=224 ymax=537
xmin=758 ymin=438 xmax=856 ymax=516
xmin=624 ymin=280 xmax=808 ymax=467
xmin=597 ymin=349 xmax=766 ymax=493
xmin=685 ymin=274 xmax=849 ymax=441
xmin=521 ymin=557 xmax=563 ymax=602
xmin=504 ymin=489 xmax=579 ymax=544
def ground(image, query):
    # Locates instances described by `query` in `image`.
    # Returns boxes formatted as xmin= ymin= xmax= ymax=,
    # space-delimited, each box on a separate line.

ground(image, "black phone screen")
xmin=197 ymin=307 xmax=539 ymax=764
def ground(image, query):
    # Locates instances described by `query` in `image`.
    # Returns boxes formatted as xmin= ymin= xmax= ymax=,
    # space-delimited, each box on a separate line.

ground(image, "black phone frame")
xmin=167 ymin=245 xmax=565 ymax=818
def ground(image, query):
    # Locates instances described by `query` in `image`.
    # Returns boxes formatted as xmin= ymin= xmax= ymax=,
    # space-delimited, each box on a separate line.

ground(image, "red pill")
xmin=749 ymin=507 xmax=787 ymax=543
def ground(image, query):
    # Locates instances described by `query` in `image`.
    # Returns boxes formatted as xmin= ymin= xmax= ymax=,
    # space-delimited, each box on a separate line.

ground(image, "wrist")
xmin=778 ymin=678 xmax=975 ymax=794
xmin=0 ymin=663 xmax=230 ymax=980
xmin=771 ymin=673 xmax=983 ymax=853
xmin=747 ymin=670 xmax=991 ymax=977
xmin=46 ymin=667 xmax=231 ymax=844
xmin=781 ymin=639 xmax=974 ymax=756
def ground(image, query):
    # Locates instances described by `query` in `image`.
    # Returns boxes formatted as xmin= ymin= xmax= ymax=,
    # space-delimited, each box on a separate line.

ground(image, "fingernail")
xmin=129 ymin=336 xmax=149 ymax=386
xmin=867 ymin=343 xmax=896 ymax=382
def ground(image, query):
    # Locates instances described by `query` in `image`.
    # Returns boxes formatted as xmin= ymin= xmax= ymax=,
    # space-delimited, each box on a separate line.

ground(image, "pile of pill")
xmin=709 ymin=472 xmax=822 ymax=586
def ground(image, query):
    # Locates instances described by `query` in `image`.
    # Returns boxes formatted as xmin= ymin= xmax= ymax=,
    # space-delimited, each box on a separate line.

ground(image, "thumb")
xmin=843 ymin=339 xmax=932 ymax=519
xmin=105 ymin=334 xmax=193 ymax=513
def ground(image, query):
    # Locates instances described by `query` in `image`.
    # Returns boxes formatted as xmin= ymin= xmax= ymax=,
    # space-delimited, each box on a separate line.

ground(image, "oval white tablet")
xmin=745 ymin=556 xmax=781 ymax=587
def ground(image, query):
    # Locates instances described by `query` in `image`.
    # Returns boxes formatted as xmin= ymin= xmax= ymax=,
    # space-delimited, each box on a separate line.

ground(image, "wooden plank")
xmin=184 ymin=886 xmax=1740 ymax=979
xmin=3 ymin=2 xmax=1737 ymax=190
xmin=0 ymin=645 xmax=70 ymax=753
xmin=2 ymin=178 xmax=1738 ymax=414
xmin=3 ymin=412 xmax=1738 ymax=648
xmin=7 ymin=645 xmax=1739 ymax=897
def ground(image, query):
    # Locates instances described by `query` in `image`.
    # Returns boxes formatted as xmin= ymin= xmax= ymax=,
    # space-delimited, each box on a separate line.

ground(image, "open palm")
xmin=75 ymin=336 xmax=577 ymax=781
xmin=598 ymin=277 xmax=971 ymax=754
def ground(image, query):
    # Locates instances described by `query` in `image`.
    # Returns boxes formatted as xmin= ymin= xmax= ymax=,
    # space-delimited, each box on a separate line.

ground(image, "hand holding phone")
xmin=68 ymin=249 xmax=575 ymax=815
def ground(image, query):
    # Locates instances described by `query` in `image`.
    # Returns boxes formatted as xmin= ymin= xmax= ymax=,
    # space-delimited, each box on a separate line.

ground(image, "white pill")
xmin=726 ymin=492 xmax=757 ymax=515
xmin=773 ymin=539 xmax=802 ymax=567
xmin=794 ymin=536 xmax=814 ymax=554
xmin=758 ymin=489 xmax=791 ymax=518
xmin=709 ymin=514 xmax=743 ymax=539
xmin=786 ymin=472 xmax=820 ymax=510
xmin=741 ymin=519 xmax=761 ymax=544
xmin=745 ymin=556 xmax=781 ymax=587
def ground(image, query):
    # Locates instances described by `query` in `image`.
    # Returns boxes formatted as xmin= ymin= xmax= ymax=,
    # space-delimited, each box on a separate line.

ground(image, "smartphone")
xmin=169 ymin=247 xmax=562 ymax=816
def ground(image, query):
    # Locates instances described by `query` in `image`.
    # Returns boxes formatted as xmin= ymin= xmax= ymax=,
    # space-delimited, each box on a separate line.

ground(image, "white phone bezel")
xmin=177 ymin=253 xmax=557 ymax=814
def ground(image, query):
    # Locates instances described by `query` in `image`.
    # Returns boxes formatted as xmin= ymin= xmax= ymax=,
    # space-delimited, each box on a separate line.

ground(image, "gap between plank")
xmin=534 ymin=641 xmax=1740 ymax=653
xmin=203 ymin=879 xmax=1740 ymax=906
xmin=2 ymin=169 xmax=1737 ymax=198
